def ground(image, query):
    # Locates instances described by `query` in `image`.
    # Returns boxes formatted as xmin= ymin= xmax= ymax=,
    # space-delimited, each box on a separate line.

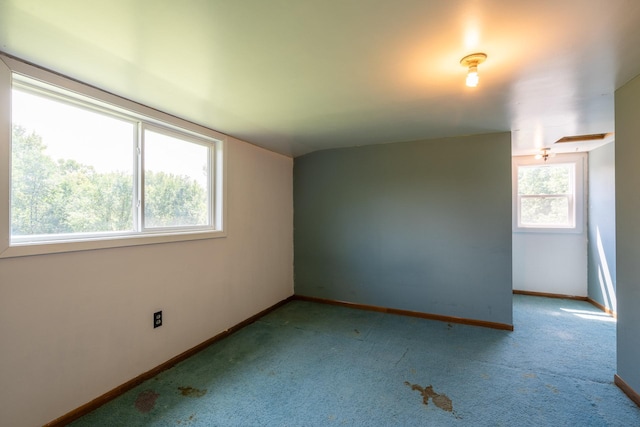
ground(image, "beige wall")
xmin=0 ymin=136 xmax=294 ymax=427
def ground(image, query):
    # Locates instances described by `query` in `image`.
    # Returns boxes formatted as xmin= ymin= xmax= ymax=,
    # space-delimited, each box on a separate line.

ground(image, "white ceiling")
xmin=1 ymin=0 xmax=639 ymax=157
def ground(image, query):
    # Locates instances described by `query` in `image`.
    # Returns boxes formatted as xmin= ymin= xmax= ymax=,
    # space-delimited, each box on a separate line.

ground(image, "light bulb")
xmin=466 ymin=70 xmax=479 ymax=87
xmin=460 ymin=53 xmax=486 ymax=88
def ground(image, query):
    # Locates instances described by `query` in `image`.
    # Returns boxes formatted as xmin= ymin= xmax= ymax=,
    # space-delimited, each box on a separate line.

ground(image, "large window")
xmin=0 ymin=55 xmax=225 ymax=257
xmin=11 ymin=82 xmax=138 ymax=240
xmin=513 ymin=153 xmax=585 ymax=233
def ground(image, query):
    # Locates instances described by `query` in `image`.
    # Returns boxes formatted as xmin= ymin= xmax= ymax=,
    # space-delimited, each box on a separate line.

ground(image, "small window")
xmin=513 ymin=154 xmax=585 ymax=233
xmin=0 ymin=55 xmax=225 ymax=258
xmin=517 ymin=163 xmax=575 ymax=228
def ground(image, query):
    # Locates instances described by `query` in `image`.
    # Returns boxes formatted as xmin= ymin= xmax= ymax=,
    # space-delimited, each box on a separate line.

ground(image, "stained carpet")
xmin=71 ymin=295 xmax=640 ymax=426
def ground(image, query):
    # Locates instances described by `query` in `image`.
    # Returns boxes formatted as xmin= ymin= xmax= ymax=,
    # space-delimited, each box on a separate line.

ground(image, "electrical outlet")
xmin=154 ymin=311 xmax=162 ymax=328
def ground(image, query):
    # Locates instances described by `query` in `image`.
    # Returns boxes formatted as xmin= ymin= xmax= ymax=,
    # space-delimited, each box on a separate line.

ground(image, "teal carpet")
xmin=71 ymin=295 xmax=639 ymax=426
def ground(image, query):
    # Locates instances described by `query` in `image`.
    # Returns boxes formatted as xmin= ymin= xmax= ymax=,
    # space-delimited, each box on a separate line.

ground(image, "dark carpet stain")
xmin=134 ymin=390 xmax=159 ymax=413
xmin=405 ymin=381 xmax=453 ymax=412
xmin=178 ymin=386 xmax=207 ymax=398
xmin=176 ymin=414 xmax=196 ymax=425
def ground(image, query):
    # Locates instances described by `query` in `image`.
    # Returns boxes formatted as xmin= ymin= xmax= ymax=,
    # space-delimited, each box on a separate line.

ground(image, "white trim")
xmin=512 ymin=153 xmax=587 ymax=234
xmin=0 ymin=54 xmax=227 ymax=258
xmin=0 ymin=58 xmax=11 ymax=254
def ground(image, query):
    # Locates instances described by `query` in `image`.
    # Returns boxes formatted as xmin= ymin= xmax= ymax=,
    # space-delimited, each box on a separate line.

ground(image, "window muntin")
xmin=7 ymin=72 xmax=223 ymax=249
xmin=517 ymin=163 xmax=575 ymax=228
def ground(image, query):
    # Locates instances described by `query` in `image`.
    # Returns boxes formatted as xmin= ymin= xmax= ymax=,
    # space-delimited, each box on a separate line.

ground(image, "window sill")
xmin=0 ymin=229 xmax=227 ymax=258
xmin=512 ymin=226 xmax=583 ymax=234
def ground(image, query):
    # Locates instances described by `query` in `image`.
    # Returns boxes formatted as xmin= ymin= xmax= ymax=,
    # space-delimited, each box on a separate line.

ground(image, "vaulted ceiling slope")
xmin=1 ymin=0 xmax=640 ymax=157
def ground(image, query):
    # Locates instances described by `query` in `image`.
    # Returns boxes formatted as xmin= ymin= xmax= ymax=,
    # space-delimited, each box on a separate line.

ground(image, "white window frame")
xmin=140 ymin=123 xmax=215 ymax=232
xmin=0 ymin=54 xmax=226 ymax=258
xmin=512 ymin=152 xmax=586 ymax=234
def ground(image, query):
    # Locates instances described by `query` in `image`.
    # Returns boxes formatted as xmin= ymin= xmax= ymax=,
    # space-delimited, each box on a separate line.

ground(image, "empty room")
xmin=1 ymin=1 xmax=640 ymax=426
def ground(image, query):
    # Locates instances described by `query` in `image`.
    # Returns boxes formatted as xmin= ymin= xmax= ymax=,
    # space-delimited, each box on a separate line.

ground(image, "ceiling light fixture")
xmin=534 ymin=148 xmax=553 ymax=162
xmin=460 ymin=53 xmax=487 ymax=87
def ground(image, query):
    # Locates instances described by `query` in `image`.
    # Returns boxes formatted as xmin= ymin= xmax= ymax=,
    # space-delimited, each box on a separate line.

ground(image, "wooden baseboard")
xmin=44 ymin=296 xmax=295 ymax=427
xmin=513 ymin=290 xmax=617 ymax=317
xmin=513 ymin=289 xmax=588 ymax=301
xmin=586 ymin=297 xmax=617 ymax=318
xmin=615 ymin=374 xmax=640 ymax=407
xmin=293 ymin=295 xmax=514 ymax=331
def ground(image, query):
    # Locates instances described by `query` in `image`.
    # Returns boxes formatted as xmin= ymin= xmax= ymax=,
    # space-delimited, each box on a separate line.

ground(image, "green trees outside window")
xmin=517 ymin=163 xmax=574 ymax=228
xmin=11 ymin=125 xmax=208 ymax=238
xmin=10 ymin=79 xmax=213 ymax=243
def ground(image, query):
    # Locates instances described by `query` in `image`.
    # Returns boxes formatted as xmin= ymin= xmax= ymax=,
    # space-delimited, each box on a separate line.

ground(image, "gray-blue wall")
xmin=294 ymin=132 xmax=513 ymax=325
xmin=615 ymin=74 xmax=640 ymax=394
xmin=587 ymin=142 xmax=616 ymax=311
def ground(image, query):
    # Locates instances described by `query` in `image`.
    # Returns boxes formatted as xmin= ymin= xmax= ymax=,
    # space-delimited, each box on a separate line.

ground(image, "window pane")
xmin=520 ymin=196 xmax=570 ymax=226
xmin=518 ymin=164 xmax=571 ymax=195
xmin=144 ymin=129 xmax=209 ymax=228
xmin=11 ymin=88 xmax=135 ymax=238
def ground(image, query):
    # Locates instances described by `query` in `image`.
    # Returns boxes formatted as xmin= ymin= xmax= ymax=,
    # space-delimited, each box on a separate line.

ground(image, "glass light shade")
xmin=466 ymin=70 xmax=479 ymax=87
